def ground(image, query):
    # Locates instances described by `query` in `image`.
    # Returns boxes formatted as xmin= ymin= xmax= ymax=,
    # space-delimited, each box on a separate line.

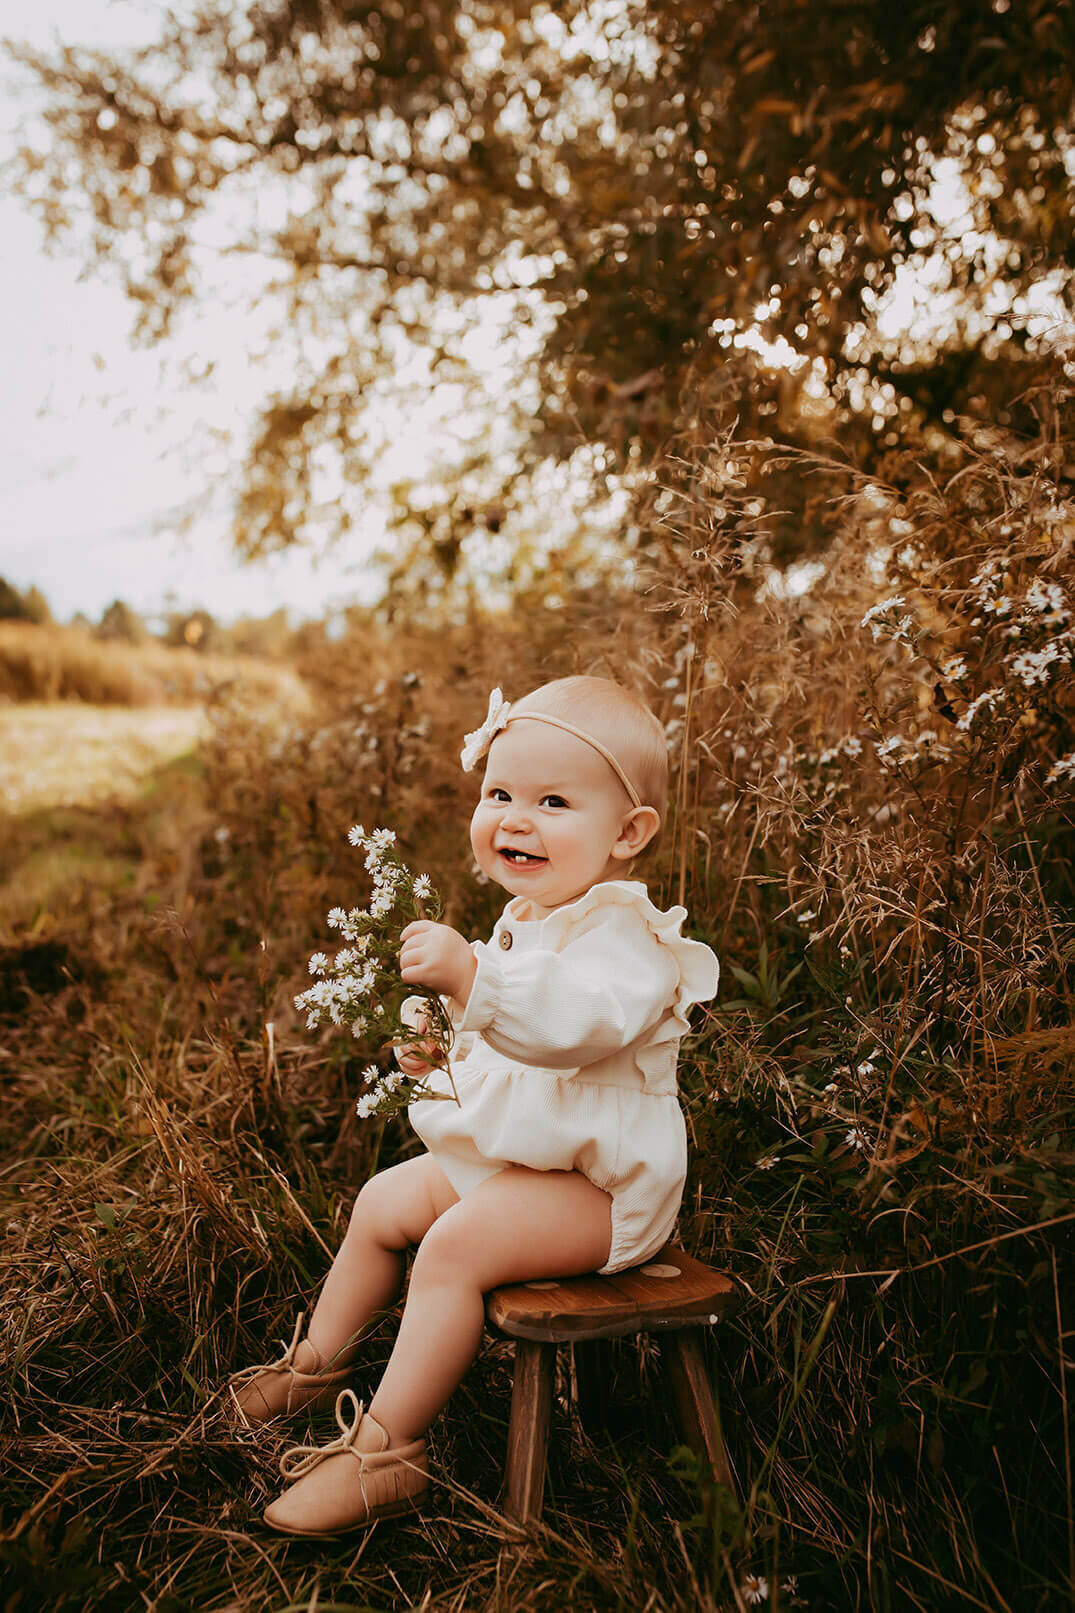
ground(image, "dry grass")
xmin=0 ymin=413 xmax=1073 ymax=1610
xmin=0 ymin=621 xmax=310 ymax=709
xmin=0 ymin=704 xmax=208 ymax=815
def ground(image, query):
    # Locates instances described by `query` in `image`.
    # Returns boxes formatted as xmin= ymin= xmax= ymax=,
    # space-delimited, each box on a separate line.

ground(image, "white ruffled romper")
xmin=406 ymin=880 xmax=719 ymax=1274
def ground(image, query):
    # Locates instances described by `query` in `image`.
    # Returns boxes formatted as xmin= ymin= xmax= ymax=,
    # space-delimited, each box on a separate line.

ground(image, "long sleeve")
xmin=456 ymin=910 xmax=680 ymax=1070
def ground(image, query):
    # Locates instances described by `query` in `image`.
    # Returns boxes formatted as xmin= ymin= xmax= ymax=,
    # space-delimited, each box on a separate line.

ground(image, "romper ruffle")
xmin=406 ymin=880 xmax=718 ymax=1274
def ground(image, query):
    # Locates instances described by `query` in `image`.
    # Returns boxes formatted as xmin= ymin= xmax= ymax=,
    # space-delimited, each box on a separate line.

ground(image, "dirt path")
xmin=0 ymin=703 xmax=209 ymax=813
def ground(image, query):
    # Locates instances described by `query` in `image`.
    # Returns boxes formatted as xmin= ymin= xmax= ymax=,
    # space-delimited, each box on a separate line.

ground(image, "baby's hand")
xmin=395 ymin=1038 xmax=440 ymax=1078
xmin=399 ymin=920 xmax=477 ymax=1004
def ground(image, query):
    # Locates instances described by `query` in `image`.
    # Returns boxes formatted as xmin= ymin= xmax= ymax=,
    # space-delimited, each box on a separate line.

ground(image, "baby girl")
xmin=230 ymin=675 xmax=719 ymax=1535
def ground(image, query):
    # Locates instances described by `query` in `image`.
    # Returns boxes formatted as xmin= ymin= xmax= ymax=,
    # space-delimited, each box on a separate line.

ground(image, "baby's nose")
xmin=500 ymin=801 xmax=533 ymax=830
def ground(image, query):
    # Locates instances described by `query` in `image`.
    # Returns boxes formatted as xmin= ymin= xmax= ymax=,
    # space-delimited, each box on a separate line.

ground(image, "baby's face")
xmin=470 ymin=720 xmax=637 ymax=915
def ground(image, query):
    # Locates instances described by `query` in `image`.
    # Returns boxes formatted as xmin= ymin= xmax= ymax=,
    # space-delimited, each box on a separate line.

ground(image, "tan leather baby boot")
xmin=263 ymin=1390 xmax=429 ymax=1536
xmin=228 ymin=1313 xmax=352 ymax=1426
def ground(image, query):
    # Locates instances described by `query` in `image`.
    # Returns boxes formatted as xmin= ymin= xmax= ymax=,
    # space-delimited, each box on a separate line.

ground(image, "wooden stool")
xmin=485 ymin=1244 xmax=741 ymax=1523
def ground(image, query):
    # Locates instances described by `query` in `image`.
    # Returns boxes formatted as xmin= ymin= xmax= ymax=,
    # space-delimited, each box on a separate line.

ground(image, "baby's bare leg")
xmin=368 ymin=1166 xmax=612 ymax=1442
xmin=304 ymin=1154 xmax=459 ymax=1367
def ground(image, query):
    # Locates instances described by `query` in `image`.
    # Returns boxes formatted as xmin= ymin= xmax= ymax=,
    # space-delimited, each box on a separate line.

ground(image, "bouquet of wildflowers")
xmin=294 ymin=826 xmax=460 ymax=1119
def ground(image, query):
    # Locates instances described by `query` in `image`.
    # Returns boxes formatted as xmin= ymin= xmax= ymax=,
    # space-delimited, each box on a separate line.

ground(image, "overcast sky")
xmin=0 ymin=0 xmax=387 ymax=623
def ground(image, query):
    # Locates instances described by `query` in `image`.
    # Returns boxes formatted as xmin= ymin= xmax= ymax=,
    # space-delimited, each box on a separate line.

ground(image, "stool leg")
xmin=658 ymin=1327 xmax=736 ymax=1495
xmin=572 ymin=1339 xmax=612 ymax=1435
xmin=504 ymin=1340 xmax=556 ymax=1523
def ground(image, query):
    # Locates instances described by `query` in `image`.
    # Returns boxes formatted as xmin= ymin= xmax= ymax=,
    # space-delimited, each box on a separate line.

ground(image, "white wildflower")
xmin=347 ymin=824 xmax=366 ymax=846
xmin=327 ymin=908 xmax=347 ymax=929
xmin=413 ymin=874 xmax=432 ymax=899
xmin=856 ymin=1060 xmax=876 ymax=1077
xmin=861 ymin=596 xmax=905 ymax=631
xmin=756 ymin=1156 xmax=778 ymax=1171
xmin=957 ymin=689 xmax=1002 ymax=732
xmin=308 ymin=953 xmax=329 ymax=975
xmin=942 ymin=655 xmax=968 ymax=681
xmin=1046 ymin=752 xmax=1075 ymax=786
xmin=742 ymin=1575 xmax=769 ymax=1605
xmin=1010 ymin=640 xmax=1069 ymax=688
xmin=361 ymin=1064 xmax=380 ymax=1085
xmin=845 ymin=1127 xmax=869 ymax=1151
xmin=1026 ymin=578 xmax=1070 ymax=619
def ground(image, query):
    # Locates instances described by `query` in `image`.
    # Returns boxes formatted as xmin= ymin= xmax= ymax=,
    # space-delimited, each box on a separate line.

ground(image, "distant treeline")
xmin=0 ymin=577 xmax=298 ymax=660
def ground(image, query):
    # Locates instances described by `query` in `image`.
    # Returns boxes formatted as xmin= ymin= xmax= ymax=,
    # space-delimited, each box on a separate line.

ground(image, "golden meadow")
xmin=1 ymin=416 xmax=1072 ymax=1611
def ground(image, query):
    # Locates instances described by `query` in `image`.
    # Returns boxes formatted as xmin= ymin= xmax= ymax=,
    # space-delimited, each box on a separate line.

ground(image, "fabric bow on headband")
xmin=460 ymin=687 xmax=512 ymax=771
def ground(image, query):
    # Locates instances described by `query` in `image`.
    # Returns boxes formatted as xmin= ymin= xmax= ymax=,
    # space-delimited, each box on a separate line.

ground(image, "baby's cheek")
xmin=469 ymin=806 xmax=488 ymax=860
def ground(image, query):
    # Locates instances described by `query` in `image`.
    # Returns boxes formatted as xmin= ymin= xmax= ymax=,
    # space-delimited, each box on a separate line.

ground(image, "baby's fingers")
xmin=397 ymin=1050 xmax=432 ymax=1077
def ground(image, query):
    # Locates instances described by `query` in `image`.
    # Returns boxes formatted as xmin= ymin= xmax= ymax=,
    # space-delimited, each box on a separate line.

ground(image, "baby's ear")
xmin=610 ymin=806 xmax=661 ymax=861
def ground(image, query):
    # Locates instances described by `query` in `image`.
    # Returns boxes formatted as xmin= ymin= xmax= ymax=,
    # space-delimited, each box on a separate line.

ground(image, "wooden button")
xmin=499 ymin=930 xmax=513 ymax=951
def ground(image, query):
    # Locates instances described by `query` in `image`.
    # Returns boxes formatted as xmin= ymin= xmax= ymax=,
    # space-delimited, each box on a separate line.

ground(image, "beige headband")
xmin=460 ymin=688 xmax=642 ymax=808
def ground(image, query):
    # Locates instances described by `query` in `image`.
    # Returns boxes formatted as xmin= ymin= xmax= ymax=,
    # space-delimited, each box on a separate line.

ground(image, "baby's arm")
xmin=457 ymin=916 xmax=679 ymax=1070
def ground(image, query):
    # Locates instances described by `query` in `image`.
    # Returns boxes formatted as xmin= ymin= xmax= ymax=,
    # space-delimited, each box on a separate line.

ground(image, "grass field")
xmin=0 ymin=703 xmax=208 ymax=814
xmin=1 ymin=579 xmax=1072 ymax=1612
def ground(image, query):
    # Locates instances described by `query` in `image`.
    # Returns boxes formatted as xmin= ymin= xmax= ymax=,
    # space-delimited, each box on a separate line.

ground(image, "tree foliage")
xmin=8 ymin=0 xmax=1075 ymax=583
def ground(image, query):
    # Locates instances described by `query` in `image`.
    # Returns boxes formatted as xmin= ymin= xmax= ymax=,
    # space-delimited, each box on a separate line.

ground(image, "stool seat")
xmin=486 ymin=1244 xmax=740 ymax=1343
xmin=485 ymin=1244 xmax=742 ymax=1523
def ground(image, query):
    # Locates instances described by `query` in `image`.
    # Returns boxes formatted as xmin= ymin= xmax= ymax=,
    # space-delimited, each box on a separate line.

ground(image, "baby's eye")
xmin=542 ymin=794 xmax=569 ymax=809
xmin=487 ymin=787 xmax=511 ymax=802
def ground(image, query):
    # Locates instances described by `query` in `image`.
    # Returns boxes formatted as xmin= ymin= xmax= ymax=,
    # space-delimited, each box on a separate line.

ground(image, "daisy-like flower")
xmin=347 ymin=824 xmax=366 ymax=846
xmin=413 ymin=874 xmax=432 ymax=900
xmin=308 ymin=953 xmax=329 ymax=975
xmin=742 ymin=1575 xmax=769 ymax=1605
xmin=1046 ymin=752 xmax=1075 ymax=786
xmin=756 ymin=1155 xmax=778 ymax=1171
xmin=957 ymin=688 xmax=1002 ymax=732
xmin=845 ymin=1126 xmax=869 ymax=1151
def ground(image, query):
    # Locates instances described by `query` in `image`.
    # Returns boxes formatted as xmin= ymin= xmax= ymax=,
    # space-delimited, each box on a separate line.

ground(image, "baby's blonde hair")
xmin=510 ymin=676 xmax=669 ymax=827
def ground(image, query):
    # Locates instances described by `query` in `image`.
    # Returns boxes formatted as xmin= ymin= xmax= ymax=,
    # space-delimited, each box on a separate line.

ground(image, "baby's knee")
xmin=410 ymin=1210 xmax=480 ymax=1285
xmin=345 ymin=1160 xmax=438 ymax=1250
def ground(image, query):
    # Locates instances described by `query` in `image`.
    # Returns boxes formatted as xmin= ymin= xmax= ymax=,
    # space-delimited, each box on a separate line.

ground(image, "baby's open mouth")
xmin=498 ymin=848 xmax=547 ymax=867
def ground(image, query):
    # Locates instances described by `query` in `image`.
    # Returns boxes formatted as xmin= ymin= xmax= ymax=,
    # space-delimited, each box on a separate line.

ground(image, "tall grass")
xmin=0 ymin=620 xmax=309 ymax=708
xmin=0 ymin=413 xmax=1072 ymax=1610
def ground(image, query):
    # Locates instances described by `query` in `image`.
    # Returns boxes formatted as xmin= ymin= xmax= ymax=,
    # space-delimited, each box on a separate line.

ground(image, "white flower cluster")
xmin=294 ymin=826 xmax=433 ymax=1035
xmin=355 ymin=1063 xmax=406 ymax=1118
xmin=1009 ymin=639 xmax=1072 ymax=689
xmin=873 ymin=729 xmax=952 ymax=769
xmin=956 ymin=688 xmax=1002 ymax=733
xmin=293 ymin=825 xmax=453 ymax=1121
xmin=861 ymin=596 xmax=916 ymax=647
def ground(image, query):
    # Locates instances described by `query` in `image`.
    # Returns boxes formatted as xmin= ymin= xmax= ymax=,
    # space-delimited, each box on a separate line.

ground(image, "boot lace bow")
xmin=278 ymin=1389 xmax=378 ymax=1481
xmin=228 ymin=1311 xmax=308 ymax=1396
